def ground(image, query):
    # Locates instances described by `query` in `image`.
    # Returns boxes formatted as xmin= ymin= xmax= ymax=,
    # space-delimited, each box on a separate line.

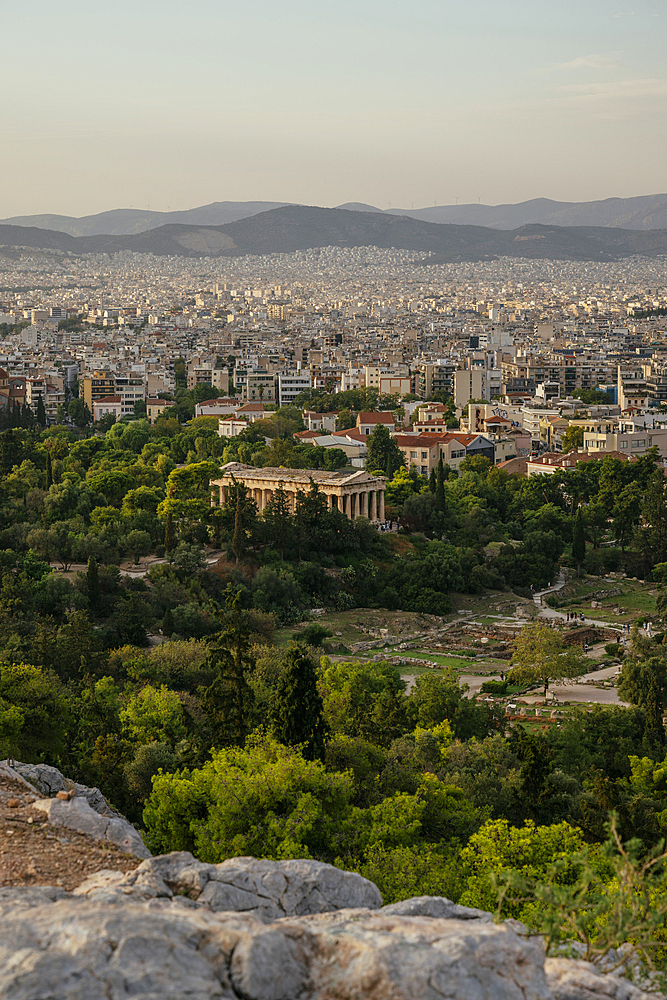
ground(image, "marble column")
xmin=369 ymin=490 xmax=376 ymax=520
xmin=379 ymin=490 xmax=385 ymax=522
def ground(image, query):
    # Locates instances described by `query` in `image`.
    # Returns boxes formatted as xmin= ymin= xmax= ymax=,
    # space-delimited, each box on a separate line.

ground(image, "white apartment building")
xmin=276 ymin=370 xmax=311 ymax=407
xmin=339 ymin=368 xmax=361 ymax=392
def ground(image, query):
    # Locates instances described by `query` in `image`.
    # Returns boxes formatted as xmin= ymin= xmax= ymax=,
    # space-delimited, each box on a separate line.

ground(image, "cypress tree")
xmin=36 ymin=394 xmax=46 ymax=427
xmin=572 ymin=507 xmax=586 ymax=575
xmin=232 ymin=494 xmax=244 ymax=563
xmin=202 ymin=587 xmax=255 ymax=747
xmin=163 ymin=608 xmax=174 ymax=638
xmin=45 ymin=449 xmax=53 ymax=489
xmin=429 ymin=468 xmax=436 ymax=493
xmin=87 ymin=556 xmax=100 ymax=611
xmin=435 ymin=456 xmax=446 ymax=513
xmin=164 ymin=511 xmax=176 ymax=553
xmin=644 ymin=671 xmax=665 ymax=747
xmin=272 ymin=646 xmax=327 ymax=761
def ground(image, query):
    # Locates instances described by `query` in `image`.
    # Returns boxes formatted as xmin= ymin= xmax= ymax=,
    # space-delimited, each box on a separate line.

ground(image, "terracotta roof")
xmin=357 ymin=411 xmax=395 ymax=424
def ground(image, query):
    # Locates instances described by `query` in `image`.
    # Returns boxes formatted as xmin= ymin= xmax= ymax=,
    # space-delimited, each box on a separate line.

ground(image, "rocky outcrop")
xmin=8 ymin=760 xmax=120 ymax=817
xmin=545 ymin=958 xmax=657 ymax=1000
xmin=32 ymin=795 xmax=151 ymax=860
xmin=0 ymin=867 xmax=664 ymax=1000
xmin=0 ymin=893 xmax=552 ymax=1000
xmin=73 ymin=851 xmax=382 ymax=918
xmin=1 ymin=759 xmax=151 ymax=860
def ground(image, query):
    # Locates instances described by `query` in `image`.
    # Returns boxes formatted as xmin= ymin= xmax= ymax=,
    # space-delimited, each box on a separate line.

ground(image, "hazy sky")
xmin=2 ymin=0 xmax=666 ymax=216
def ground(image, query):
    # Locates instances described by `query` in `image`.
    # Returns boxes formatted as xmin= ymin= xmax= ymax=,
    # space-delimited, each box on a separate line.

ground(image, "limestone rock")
xmin=32 ymin=795 xmax=151 ymax=859
xmin=73 ymin=851 xmax=382 ymax=917
xmin=545 ymin=957 xmax=661 ymax=999
xmin=5 ymin=759 xmax=117 ymax=817
xmin=0 ymin=895 xmax=553 ymax=1000
xmin=381 ymin=894 xmax=492 ymax=921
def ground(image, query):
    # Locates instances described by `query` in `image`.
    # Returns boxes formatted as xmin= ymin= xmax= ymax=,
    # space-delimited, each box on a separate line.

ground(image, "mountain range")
xmin=4 ymin=194 xmax=667 ymax=237
xmin=3 ymin=204 xmax=667 ymax=262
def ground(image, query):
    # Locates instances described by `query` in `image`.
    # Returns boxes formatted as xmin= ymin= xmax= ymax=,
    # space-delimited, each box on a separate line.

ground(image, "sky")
xmin=2 ymin=0 xmax=666 ymax=217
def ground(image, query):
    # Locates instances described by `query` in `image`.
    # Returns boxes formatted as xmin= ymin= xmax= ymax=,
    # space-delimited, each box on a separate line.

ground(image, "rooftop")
xmin=216 ymin=462 xmax=385 ymax=486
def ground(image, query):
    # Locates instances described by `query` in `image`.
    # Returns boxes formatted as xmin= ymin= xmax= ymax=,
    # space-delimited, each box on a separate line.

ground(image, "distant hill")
xmin=5 ymin=194 xmax=667 ymax=236
xmin=335 ymin=202 xmax=384 ymax=214
xmin=3 ymin=205 xmax=667 ymax=261
xmin=387 ymin=194 xmax=667 ymax=231
xmin=0 ymin=202 xmax=291 ymax=237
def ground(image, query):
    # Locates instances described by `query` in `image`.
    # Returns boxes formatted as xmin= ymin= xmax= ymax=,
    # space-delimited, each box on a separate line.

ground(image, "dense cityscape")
xmin=1 ymin=245 xmax=667 ymax=472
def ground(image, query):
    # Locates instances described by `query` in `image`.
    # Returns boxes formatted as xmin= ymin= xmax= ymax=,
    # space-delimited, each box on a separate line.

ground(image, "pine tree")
xmin=572 ymin=507 xmax=586 ymax=575
xmin=36 ymin=394 xmax=46 ymax=427
xmin=86 ymin=556 xmax=100 ymax=612
xmin=232 ymin=494 xmax=245 ymax=564
xmin=164 ymin=511 xmax=176 ymax=553
xmin=272 ymin=646 xmax=327 ymax=760
xmin=435 ymin=457 xmax=446 ymax=513
xmin=45 ymin=449 xmax=53 ymax=490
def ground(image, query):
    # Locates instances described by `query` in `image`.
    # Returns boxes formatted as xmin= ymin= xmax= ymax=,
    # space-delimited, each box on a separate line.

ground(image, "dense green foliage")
xmin=3 ymin=405 xmax=667 ymax=976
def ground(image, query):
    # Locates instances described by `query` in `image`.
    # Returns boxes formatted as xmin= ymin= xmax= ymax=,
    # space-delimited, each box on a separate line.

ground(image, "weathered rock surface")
xmin=0 ymin=893 xmax=553 ymax=1000
xmin=73 ymin=851 xmax=382 ymax=917
xmin=32 ymin=795 xmax=151 ymax=859
xmin=7 ymin=759 xmax=118 ymax=816
xmin=0 ymin=869 xmax=665 ymax=1000
xmin=1 ymin=759 xmax=151 ymax=860
xmin=381 ymin=894 xmax=492 ymax=921
xmin=545 ymin=957 xmax=660 ymax=1000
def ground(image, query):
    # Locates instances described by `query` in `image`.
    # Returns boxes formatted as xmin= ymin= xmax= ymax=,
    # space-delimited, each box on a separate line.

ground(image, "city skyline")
xmin=2 ymin=0 xmax=666 ymax=218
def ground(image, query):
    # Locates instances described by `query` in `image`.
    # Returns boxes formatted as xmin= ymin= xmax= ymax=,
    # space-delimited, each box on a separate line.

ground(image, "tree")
xmin=262 ymin=484 xmax=293 ymax=559
xmin=217 ymin=477 xmax=259 ymax=552
xmin=202 ymin=587 xmax=255 ymax=747
xmin=272 ymin=646 xmax=327 ymax=760
xmin=508 ymin=622 xmax=588 ymax=696
xmin=618 ymin=655 xmax=667 ymax=718
xmin=640 ymin=470 xmax=667 ymax=569
xmin=68 ymin=398 xmax=91 ymax=428
xmin=612 ymin=483 xmax=642 ymax=553
xmin=144 ymin=734 xmax=354 ymax=860
xmin=435 ymin=457 xmax=446 ymax=513
xmin=36 ymin=394 xmax=46 ymax=427
xmin=45 ymin=449 xmax=53 ymax=490
xmin=124 ymin=529 xmax=152 ymax=565
xmin=97 ymin=412 xmax=116 ymax=432
xmin=572 ymin=507 xmax=585 ymax=575
xmin=232 ymin=494 xmax=244 ymax=564
xmin=561 ymin=426 xmax=584 ymax=453
xmin=164 ymin=511 xmax=176 ymax=553
xmin=87 ymin=555 xmax=100 ymax=611
xmin=365 ymin=424 xmax=404 ymax=477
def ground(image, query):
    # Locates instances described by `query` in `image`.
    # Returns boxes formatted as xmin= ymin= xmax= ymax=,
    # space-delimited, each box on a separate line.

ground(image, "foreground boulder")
xmin=0 ymin=873 xmax=663 ymax=999
xmin=0 ymin=893 xmax=552 ymax=1000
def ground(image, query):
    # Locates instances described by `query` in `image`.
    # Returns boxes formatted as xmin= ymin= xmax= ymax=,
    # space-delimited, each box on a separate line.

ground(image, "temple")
xmin=212 ymin=463 xmax=386 ymax=522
